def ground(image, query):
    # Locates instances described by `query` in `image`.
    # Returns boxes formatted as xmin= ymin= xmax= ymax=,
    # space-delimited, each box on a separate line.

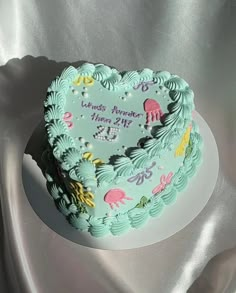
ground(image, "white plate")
xmin=22 ymin=112 xmax=219 ymax=250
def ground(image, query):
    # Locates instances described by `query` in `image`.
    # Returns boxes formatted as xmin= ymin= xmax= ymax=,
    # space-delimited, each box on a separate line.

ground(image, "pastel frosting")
xmin=42 ymin=62 xmax=203 ymax=237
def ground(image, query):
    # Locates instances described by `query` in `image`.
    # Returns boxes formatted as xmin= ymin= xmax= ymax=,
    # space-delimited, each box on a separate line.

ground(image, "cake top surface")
xmin=44 ymin=63 xmax=194 ymax=190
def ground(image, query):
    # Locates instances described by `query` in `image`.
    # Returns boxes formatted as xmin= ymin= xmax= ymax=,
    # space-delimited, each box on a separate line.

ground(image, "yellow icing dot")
xmin=92 ymin=158 xmax=104 ymax=166
xmin=82 ymin=152 xmax=104 ymax=166
xmin=83 ymin=152 xmax=93 ymax=160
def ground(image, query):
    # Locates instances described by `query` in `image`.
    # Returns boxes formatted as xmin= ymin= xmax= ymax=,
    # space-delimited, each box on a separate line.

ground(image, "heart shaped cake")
xmin=42 ymin=63 xmax=203 ymax=237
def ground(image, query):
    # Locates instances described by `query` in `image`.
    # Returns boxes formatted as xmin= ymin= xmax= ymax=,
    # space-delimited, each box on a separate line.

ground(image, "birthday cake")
xmin=42 ymin=63 xmax=203 ymax=237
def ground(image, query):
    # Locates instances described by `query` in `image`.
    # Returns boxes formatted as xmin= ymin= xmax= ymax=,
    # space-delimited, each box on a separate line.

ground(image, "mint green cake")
xmin=42 ymin=63 xmax=202 ymax=237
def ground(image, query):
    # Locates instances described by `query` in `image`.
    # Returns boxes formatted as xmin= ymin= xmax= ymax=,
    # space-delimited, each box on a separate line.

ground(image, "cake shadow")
xmin=0 ymin=55 xmax=105 ymax=247
xmin=23 ymin=122 xmax=100 ymax=248
xmin=22 ymin=149 xmax=133 ymax=289
xmin=0 ymin=55 xmax=87 ymax=138
xmin=25 ymin=119 xmax=46 ymax=173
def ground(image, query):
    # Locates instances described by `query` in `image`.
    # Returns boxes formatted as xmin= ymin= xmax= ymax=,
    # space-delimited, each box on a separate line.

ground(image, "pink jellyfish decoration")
xmin=104 ymin=189 xmax=133 ymax=209
xmin=143 ymin=99 xmax=164 ymax=124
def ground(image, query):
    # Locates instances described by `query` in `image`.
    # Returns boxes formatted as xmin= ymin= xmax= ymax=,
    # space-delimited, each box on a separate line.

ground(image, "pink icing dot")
xmin=63 ymin=112 xmax=73 ymax=129
xmin=65 ymin=121 xmax=73 ymax=129
xmin=63 ymin=112 xmax=73 ymax=120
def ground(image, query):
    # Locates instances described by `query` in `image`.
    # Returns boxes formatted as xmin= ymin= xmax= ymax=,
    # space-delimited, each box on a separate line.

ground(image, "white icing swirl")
xmin=96 ymin=164 xmax=116 ymax=185
xmin=110 ymin=214 xmax=130 ymax=236
xmin=128 ymin=208 xmax=149 ymax=228
xmin=164 ymin=76 xmax=188 ymax=90
xmin=61 ymin=148 xmax=81 ymax=170
xmin=101 ymin=69 xmax=122 ymax=91
xmin=113 ymin=157 xmax=133 ymax=176
xmin=60 ymin=66 xmax=78 ymax=82
xmin=46 ymin=120 xmax=68 ymax=145
xmin=153 ymin=71 xmax=171 ymax=84
xmin=161 ymin=187 xmax=177 ymax=205
xmin=44 ymin=92 xmax=65 ymax=108
xmin=93 ymin=64 xmax=112 ymax=80
xmin=69 ymin=214 xmax=90 ymax=230
xmin=129 ymin=148 xmax=149 ymax=168
xmin=139 ymin=68 xmax=153 ymax=81
xmin=57 ymin=199 xmax=70 ymax=216
xmin=77 ymin=63 xmax=95 ymax=76
xmin=50 ymin=184 xmax=61 ymax=199
xmin=76 ymin=160 xmax=96 ymax=180
xmin=53 ymin=134 xmax=75 ymax=159
xmin=119 ymin=71 xmax=140 ymax=87
xmin=149 ymin=197 xmax=164 ymax=217
xmin=48 ymin=77 xmax=69 ymax=94
xmin=143 ymin=138 xmax=162 ymax=157
xmin=44 ymin=105 xmax=64 ymax=122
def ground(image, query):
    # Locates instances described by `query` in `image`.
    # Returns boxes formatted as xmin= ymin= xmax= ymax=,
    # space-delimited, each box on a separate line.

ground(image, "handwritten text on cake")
xmin=81 ymin=101 xmax=143 ymax=129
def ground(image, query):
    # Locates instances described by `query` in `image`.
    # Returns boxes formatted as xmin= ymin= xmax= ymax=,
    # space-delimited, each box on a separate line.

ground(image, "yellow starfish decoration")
xmin=69 ymin=181 xmax=95 ymax=208
xmin=73 ymin=76 xmax=94 ymax=86
xmin=175 ymin=125 xmax=192 ymax=157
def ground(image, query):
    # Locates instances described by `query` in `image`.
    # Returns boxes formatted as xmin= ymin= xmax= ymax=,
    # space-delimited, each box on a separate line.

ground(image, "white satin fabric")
xmin=0 ymin=1 xmax=236 ymax=292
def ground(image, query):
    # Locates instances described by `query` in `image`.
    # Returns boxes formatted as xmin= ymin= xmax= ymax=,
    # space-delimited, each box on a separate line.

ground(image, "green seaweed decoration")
xmin=135 ymin=196 xmax=149 ymax=208
xmin=185 ymin=138 xmax=193 ymax=158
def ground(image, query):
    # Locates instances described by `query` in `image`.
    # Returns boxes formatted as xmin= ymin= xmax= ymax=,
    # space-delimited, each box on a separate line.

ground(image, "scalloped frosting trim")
xmin=43 ymin=127 xmax=203 ymax=237
xmin=44 ymin=63 xmax=195 ymax=189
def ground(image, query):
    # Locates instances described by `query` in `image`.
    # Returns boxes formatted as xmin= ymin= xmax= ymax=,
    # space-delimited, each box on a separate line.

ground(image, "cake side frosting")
xmin=42 ymin=121 xmax=202 ymax=237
